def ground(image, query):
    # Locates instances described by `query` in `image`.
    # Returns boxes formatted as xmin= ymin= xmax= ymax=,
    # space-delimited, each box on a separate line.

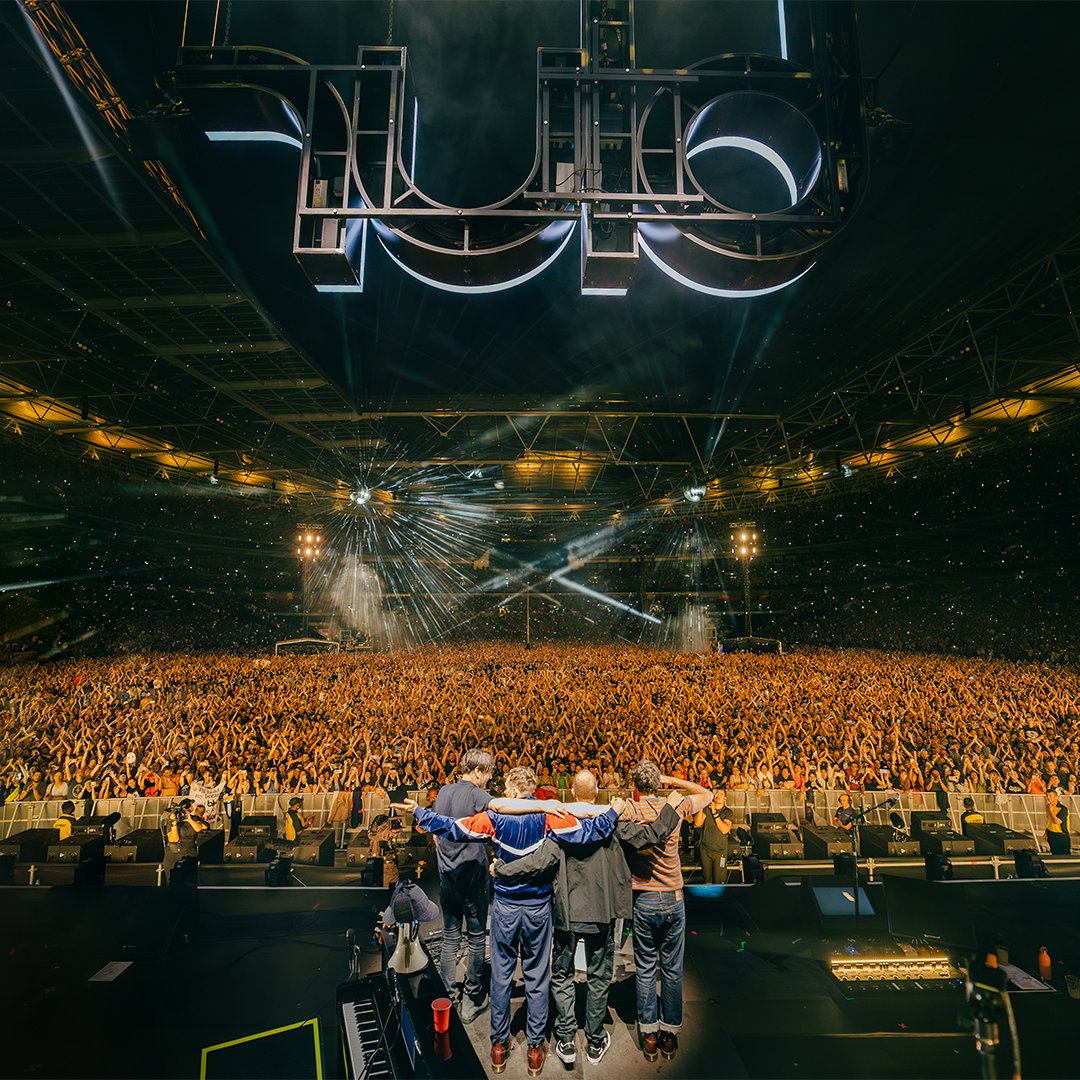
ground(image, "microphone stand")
xmin=848 ymin=795 xmax=899 ymax=926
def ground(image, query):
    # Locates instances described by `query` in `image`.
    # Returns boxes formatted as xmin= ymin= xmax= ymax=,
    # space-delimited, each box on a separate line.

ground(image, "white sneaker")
xmin=586 ymin=1032 xmax=611 ymax=1065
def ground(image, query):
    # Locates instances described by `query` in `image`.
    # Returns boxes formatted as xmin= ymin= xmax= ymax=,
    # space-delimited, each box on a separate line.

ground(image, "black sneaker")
xmin=555 ymin=1037 xmax=576 ymax=1065
xmin=586 ymin=1032 xmax=611 ymax=1065
xmin=461 ymin=994 xmax=490 ymax=1024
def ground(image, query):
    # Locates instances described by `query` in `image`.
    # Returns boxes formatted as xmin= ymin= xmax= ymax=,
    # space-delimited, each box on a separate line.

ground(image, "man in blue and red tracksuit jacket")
xmin=401 ymin=764 xmax=618 ymax=1077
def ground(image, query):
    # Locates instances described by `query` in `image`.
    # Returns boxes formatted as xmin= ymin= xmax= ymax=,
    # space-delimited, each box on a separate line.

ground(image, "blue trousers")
xmin=489 ymin=896 xmax=552 ymax=1046
xmin=632 ymin=890 xmax=685 ymax=1033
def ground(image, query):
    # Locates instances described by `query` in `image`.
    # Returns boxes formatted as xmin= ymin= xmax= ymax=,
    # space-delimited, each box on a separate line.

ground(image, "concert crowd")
xmin=2 ymin=645 xmax=1079 ymax=805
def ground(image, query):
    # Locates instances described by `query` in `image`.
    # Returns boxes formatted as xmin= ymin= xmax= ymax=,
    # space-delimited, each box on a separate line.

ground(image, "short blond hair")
xmin=504 ymin=766 xmax=537 ymax=799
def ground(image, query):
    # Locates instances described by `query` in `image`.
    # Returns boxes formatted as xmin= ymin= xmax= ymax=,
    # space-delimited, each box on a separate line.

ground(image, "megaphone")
xmin=388 ymin=921 xmax=429 ymax=974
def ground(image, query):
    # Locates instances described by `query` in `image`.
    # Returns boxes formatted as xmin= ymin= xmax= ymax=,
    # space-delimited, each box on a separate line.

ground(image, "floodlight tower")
xmin=730 ymin=523 xmax=760 ymax=638
xmin=296 ymin=527 xmax=322 ymax=632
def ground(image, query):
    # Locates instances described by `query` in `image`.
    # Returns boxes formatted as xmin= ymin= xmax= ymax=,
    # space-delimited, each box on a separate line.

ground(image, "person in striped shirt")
xmin=619 ymin=760 xmax=712 ymax=1062
xmin=395 ymin=765 xmax=618 ymax=1077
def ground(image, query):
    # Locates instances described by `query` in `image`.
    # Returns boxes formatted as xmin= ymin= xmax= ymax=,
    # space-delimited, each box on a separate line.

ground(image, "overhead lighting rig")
xmin=173 ymin=0 xmax=868 ymax=298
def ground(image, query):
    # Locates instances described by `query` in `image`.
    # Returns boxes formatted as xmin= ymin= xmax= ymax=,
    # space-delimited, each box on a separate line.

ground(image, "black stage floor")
xmin=0 ymin=874 xmax=1076 ymax=1079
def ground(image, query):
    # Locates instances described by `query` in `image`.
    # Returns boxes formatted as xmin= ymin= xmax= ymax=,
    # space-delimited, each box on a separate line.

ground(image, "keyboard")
xmin=338 ymin=976 xmax=395 ymax=1079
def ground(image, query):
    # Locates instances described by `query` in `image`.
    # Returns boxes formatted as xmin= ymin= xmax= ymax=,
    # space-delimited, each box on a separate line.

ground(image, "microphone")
xmin=888 ymin=794 xmax=901 ymax=806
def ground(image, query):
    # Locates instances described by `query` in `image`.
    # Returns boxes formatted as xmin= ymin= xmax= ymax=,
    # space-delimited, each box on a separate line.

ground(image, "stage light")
xmin=924 ymin=852 xmax=954 ymax=881
xmin=684 ymin=484 xmax=706 ymax=503
xmin=1013 ymin=849 xmax=1049 ymax=879
xmin=350 ymin=488 xmax=371 ymax=505
xmin=741 ymin=853 xmax=765 ymax=885
xmin=833 ymin=851 xmax=856 ymax=878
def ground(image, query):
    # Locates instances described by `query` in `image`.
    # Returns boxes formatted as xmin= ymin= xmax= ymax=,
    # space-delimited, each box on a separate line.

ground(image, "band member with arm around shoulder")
xmin=428 ymin=748 xmax=494 ymax=1023
xmin=496 ymin=780 xmax=684 ymax=1067
xmin=617 ymin=762 xmax=712 ymax=1065
xmin=393 ymin=765 xmax=616 ymax=1078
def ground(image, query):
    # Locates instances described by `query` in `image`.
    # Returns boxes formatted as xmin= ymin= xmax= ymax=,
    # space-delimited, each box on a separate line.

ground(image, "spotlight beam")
xmin=551 ymin=570 xmax=661 ymax=624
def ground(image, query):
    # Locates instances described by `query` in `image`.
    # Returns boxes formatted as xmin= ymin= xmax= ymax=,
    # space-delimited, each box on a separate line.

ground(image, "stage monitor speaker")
xmin=755 ymin=841 xmax=804 ymax=860
xmin=293 ymin=828 xmax=335 ymax=866
xmin=858 ymin=825 xmax=921 ymax=857
xmin=224 ymin=837 xmax=275 ymax=863
xmin=965 ymin=823 xmax=1035 ymax=855
xmin=803 ymin=825 xmax=851 ymax=858
xmin=0 ymin=828 xmax=57 ymax=862
xmin=195 ymin=829 xmax=225 ymax=864
xmin=920 ymin=834 xmax=974 ymax=856
xmin=346 ymin=836 xmax=370 ymax=866
xmin=106 ymin=829 xmax=165 ymax=863
xmin=48 ymin=836 xmax=106 ymax=863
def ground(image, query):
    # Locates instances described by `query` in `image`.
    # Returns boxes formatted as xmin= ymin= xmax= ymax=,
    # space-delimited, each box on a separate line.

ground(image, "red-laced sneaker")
xmin=491 ymin=1040 xmax=512 ymax=1074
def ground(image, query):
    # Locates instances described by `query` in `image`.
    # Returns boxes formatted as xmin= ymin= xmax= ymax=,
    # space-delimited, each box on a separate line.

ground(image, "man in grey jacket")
xmin=496 ymin=771 xmax=682 ymax=1066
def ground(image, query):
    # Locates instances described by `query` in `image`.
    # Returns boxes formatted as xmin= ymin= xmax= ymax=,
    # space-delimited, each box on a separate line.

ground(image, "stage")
xmin=0 ymin=873 xmax=1077 ymax=1079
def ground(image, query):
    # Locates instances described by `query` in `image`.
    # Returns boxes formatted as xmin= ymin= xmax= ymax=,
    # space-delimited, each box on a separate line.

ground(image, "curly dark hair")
xmin=632 ymin=760 xmax=662 ymax=795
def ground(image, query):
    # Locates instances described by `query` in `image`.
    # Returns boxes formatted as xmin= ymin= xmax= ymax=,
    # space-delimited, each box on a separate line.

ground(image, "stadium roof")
xmin=2 ymin=0 xmax=1080 ymax=519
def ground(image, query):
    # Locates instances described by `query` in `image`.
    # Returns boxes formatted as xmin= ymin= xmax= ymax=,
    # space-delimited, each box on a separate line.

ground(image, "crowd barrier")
xmin=1 ymin=787 xmax=1076 ymax=851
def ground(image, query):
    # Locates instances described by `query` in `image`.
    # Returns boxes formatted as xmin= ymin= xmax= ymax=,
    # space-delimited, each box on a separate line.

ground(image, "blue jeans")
xmin=439 ymin=862 xmax=490 ymax=1003
xmin=490 ymin=897 xmax=552 ymax=1046
xmin=632 ymin=890 xmax=685 ymax=1033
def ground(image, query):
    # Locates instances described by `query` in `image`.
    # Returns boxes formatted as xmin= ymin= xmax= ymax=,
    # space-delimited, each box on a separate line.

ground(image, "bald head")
xmin=571 ymin=769 xmax=598 ymax=803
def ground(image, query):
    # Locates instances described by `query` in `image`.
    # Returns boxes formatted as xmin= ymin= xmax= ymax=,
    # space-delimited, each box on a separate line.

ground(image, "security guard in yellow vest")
xmin=53 ymin=800 xmax=77 ymax=840
xmin=284 ymin=797 xmax=312 ymax=843
xmin=959 ymin=797 xmax=984 ymax=837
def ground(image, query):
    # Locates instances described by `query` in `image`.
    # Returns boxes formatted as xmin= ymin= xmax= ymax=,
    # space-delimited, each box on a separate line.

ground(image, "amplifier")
xmin=751 ymin=812 xmax=790 ymax=832
xmin=70 ymin=816 xmax=118 ymax=841
xmin=802 ymin=825 xmax=851 ymax=858
xmin=293 ymin=828 xmax=335 ymax=866
xmin=224 ymin=837 xmax=276 ymax=863
xmin=195 ymin=829 xmax=225 ymax=864
xmin=965 ymin=823 xmax=1035 ymax=855
xmin=0 ymin=853 xmax=13 ymax=884
xmin=910 ymin=812 xmax=953 ymax=838
xmin=48 ymin=836 xmax=106 ymax=863
xmin=238 ymin=814 xmax=277 ymax=838
xmin=756 ymin=841 xmax=804 ymax=860
xmin=858 ymin=826 xmax=921 ymax=858
xmin=106 ymin=829 xmax=165 ymax=863
xmin=920 ymin=833 xmax=974 ymax=856
xmin=0 ymin=828 xmax=58 ymax=862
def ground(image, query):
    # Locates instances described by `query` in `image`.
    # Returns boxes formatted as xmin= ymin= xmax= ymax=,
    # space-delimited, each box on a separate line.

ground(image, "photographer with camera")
xmin=162 ymin=797 xmax=206 ymax=876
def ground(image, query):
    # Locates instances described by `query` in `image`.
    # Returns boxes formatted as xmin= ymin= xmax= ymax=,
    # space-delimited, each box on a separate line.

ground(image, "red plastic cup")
xmin=432 ymin=997 xmax=452 ymax=1034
